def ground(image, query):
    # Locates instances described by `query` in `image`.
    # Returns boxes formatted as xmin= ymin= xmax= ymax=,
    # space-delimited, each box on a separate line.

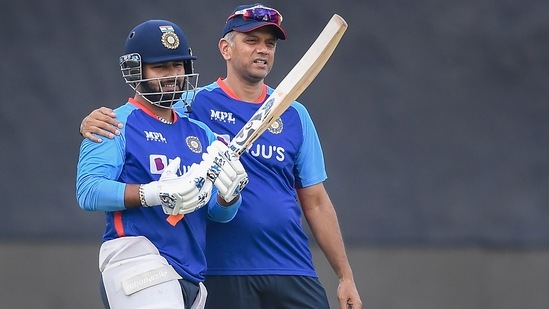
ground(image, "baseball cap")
xmin=222 ymin=4 xmax=287 ymax=40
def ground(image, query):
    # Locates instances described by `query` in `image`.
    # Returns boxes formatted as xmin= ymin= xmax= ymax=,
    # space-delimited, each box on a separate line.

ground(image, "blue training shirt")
xmin=76 ymin=98 xmax=240 ymax=283
xmin=181 ymin=79 xmax=327 ymax=277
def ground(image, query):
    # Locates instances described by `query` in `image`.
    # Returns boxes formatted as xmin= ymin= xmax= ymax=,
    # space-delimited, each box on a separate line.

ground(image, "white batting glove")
xmin=202 ymin=140 xmax=249 ymax=203
xmin=140 ymin=157 xmax=214 ymax=215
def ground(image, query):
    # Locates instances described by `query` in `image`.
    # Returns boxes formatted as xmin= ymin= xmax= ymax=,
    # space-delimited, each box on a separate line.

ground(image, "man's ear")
xmin=219 ymin=38 xmax=231 ymax=60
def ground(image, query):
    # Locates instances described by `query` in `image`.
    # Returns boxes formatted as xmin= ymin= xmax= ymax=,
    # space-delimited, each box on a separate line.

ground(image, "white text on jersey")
xmin=248 ymin=144 xmax=285 ymax=162
xmin=144 ymin=131 xmax=167 ymax=143
xmin=210 ymin=110 xmax=236 ymax=124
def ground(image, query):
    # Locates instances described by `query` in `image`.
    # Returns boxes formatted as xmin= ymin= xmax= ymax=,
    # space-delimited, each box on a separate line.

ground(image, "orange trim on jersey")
xmin=216 ymin=78 xmax=267 ymax=103
xmin=167 ymin=214 xmax=184 ymax=226
xmin=128 ymin=97 xmax=178 ymax=123
xmin=114 ymin=211 xmax=125 ymax=237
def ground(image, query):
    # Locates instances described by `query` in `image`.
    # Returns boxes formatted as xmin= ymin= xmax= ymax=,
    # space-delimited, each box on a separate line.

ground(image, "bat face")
xmin=230 ymin=96 xmax=277 ymax=156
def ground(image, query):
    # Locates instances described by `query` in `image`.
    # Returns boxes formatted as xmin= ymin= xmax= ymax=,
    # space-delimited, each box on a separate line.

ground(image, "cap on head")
xmin=222 ymin=4 xmax=286 ymax=40
xmin=124 ymin=19 xmax=197 ymax=65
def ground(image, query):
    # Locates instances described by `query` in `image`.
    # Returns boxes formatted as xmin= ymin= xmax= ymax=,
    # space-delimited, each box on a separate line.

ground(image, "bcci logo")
xmin=268 ymin=118 xmax=283 ymax=134
xmin=159 ymin=25 xmax=180 ymax=49
xmin=186 ymin=136 xmax=202 ymax=153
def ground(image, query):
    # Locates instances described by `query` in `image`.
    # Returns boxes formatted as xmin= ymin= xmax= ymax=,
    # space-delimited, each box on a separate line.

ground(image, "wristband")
xmin=139 ymin=184 xmax=149 ymax=207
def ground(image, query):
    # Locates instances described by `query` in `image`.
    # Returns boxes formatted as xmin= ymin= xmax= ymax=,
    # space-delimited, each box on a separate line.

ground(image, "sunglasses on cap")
xmin=227 ymin=5 xmax=283 ymax=25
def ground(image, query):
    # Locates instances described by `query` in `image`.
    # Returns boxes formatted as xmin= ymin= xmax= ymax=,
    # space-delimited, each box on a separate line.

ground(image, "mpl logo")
xmin=210 ymin=109 xmax=236 ymax=124
xmin=144 ymin=131 xmax=167 ymax=143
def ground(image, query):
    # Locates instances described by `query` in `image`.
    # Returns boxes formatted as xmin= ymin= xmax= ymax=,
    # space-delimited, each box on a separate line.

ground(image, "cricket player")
xmin=76 ymin=19 xmax=248 ymax=309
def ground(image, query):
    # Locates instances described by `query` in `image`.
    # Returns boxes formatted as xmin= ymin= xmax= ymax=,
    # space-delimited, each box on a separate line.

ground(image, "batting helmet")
xmin=119 ymin=20 xmax=198 ymax=108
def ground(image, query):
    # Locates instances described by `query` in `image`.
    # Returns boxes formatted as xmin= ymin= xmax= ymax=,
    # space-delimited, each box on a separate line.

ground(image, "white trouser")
xmin=99 ymin=236 xmax=207 ymax=309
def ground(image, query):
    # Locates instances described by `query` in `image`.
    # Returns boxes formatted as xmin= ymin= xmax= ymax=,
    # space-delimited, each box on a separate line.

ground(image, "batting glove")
xmin=202 ymin=140 xmax=249 ymax=203
xmin=140 ymin=157 xmax=214 ymax=215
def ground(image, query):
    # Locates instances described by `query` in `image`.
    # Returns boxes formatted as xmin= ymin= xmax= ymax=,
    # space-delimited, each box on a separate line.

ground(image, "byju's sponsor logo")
xmin=248 ymin=144 xmax=285 ymax=162
xmin=216 ymin=134 xmax=286 ymax=162
xmin=149 ymin=155 xmax=169 ymax=174
xmin=144 ymin=131 xmax=167 ymax=143
xmin=149 ymin=155 xmax=192 ymax=175
xmin=210 ymin=110 xmax=236 ymax=124
xmin=215 ymin=133 xmax=231 ymax=144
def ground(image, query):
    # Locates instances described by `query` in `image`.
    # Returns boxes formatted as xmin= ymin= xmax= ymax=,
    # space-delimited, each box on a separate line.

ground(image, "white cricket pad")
xmin=99 ymin=236 xmax=186 ymax=309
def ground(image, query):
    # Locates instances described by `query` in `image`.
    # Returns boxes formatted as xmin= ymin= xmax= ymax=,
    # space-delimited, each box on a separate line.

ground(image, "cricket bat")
xmin=167 ymin=14 xmax=348 ymax=226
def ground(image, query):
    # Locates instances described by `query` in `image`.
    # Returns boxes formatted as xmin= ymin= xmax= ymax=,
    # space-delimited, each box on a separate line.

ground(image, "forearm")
xmin=77 ymin=177 xmax=127 ymax=212
xmin=208 ymin=193 xmax=242 ymax=223
xmin=125 ymin=183 xmax=146 ymax=208
xmin=306 ymin=203 xmax=354 ymax=280
xmin=306 ymin=205 xmax=363 ymax=308
xmin=299 ymin=184 xmax=355 ymax=280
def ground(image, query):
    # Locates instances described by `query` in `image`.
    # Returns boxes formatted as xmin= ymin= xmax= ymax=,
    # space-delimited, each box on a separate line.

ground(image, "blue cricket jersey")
xmin=76 ymin=98 xmax=239 ymax=283
xmin=184 ymin=79 xmax=327 ymax=277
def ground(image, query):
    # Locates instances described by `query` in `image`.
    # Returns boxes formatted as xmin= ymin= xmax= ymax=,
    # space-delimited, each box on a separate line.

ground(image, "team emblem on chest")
xmin=186 ymin=136 xmax=202 ymax=153
xmin=268 ymin=117 xmax=283 ymax=134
